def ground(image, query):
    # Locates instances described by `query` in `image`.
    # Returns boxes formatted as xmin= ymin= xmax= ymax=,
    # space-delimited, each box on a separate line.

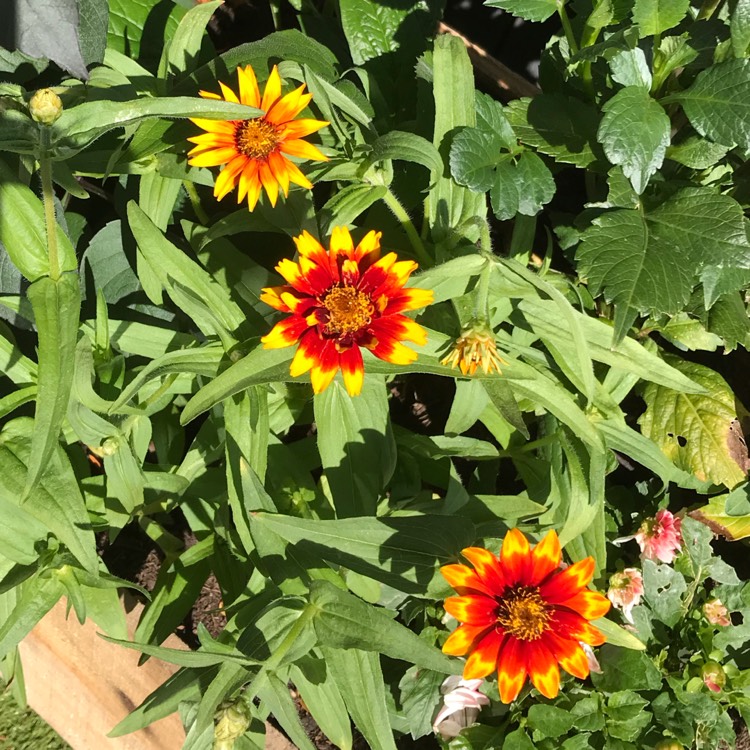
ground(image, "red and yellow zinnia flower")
xmin=441 ymin=529 xmax=610 ymax=704
xmin=187 ymin=64 xmax=329 ymax=210
xmin=260 ymin=226 xmax=433 ymax=396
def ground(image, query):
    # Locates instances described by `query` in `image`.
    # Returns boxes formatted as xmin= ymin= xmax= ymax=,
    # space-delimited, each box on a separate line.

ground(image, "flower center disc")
xmin=322 ymin=286 xmax=374 ymax=336
xmin=235 ymin=118 xmax=280 ymax=159
xmin=496 ymin=585 xmax=550 ymax=641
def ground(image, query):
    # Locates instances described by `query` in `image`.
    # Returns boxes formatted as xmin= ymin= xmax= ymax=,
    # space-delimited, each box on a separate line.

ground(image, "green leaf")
xmin=506 ymin=96 xmax=604 ymax=168
xmin=77 ymin=0 xmax=109 ymax=67
xmin=732 ymin=0 xmax=750 ymax=57
xmin=606 ymin=692 xmax=651 ymax=742
xmin=450 ymin=127 xmax=504 ymax=193
xmin=81 ymin=220 xmax=140 ymax=304
xmin=592 ymin=616 xmax=647 ymax=650
xmin=673 ymin=59 xmax=750 ymax=151
xmin=571 ymin=695 xmax=605 ymax=732
xmin=310 ymin=580 xmax=459 ymax=673
xmin=689 ymin=490 xmax=750 ymax=540
xmin=642 ymin=560 xmax=687 ymax=626
xmin=398 ymin=666 xmax=443 ymax=740
xmin=485 ymin=0 xmax=558 ymax=22
xmin=259 ymin=676 xmax=317 ymax=750
xmin=314 ymin=378 xmax=395 ymax=517
xmin=0 ymin=482 xmax=48 ymax=564
xmin=250 ymin=512 xmax=476 ymax=597
xmin=490 ymin=152 xmax=555 ymax=220
xmin=609 ymin=48 xmax=652 ymax=88
xmin=665 ymin=136 xmax=730 ymax=170
xmin=165 ymin=0 xmax=220 ymax=76
xmin=598 ymin=87 xmax=670 ymax=194
xmin=591 ymin=645 xmax=662 ymax=691
xmin=290 ymin=658 xmax=353 ymax=750
xmin=527 ymin=705 xmax=575 ymax=737
xmin=365 ymin=131 xmax=443 ymax=179
xmin=100 ymin=636 xmax=256 ymax=668
xmin=321 ymin=184 xmax=387 ymax=231
xmin=502 ymin=729 xmax=536 ymax=750
xmin=323 ymin=647 xmax=397 ymax=750
xmin=410 ymin=254 xmax=486 ymax=304
xmin=107 ymin=0 xmax=185 ymax=66
xmin=428 ymin=34 xmax=485 ymax=247
xmin=639 ymin=358 xmax=747 ymax=488
xmin=0 ymin=159 xmax=77 ymax=281
xmin=632 ymin=0 xmax=689 ymax=35
xmin=25 ymin=274 xmax=81 ymax=494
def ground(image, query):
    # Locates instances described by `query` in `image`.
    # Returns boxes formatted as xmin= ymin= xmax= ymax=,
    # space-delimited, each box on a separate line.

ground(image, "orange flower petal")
xmin=309 ymin=340 xmax=339 ymax=394
xmin=529 ymin=530 xmax=562 ymax=585
xmin=550 ymin=610 xmax=606 ymax=646
xmin=259 ymin=286 xmax=290 ymax=312
xmin=237 ymin=65 xmax=261 ymax=108
xmin=279 ymin=157 xmax=313 ymax=189
xmin=441 ymin=563 xmax=495 ymax=597
xmin=500 ymin=528 xmax=531 ymax=586
xmin=279 ymin=138 xmax=328 ymax=162
xmin=237 ymin=160 xmax=259 ymax=204
xmin=289 ymin=330 xmax=322 ymax=376
xmin=330 ymin=225 xmax=355 ymax=258
xmin=258 ymin=160 xmax=278 ymax=207
xmin=383 ymin=288 xmax=434 ymax=315
xmin=261 ymin=65 xmax=282 ymax=111
xmin=353 ymin=230 xmax=382 ymax=262
xmin=214 ymin=156 xmax=247 ymax=200
xmin=219 ymin=81 xmax=239 ymax=103
xmin=339 ymin=345 xmax=364 ymax=396
xmin=267 ymin=84 xmax=312 ymax=124
xmin=558 ymin=590 xmax=611 ymax=620
xmin=540 ymin=557 xmax=595 ymax=603
xmin=442 ymin=623 xmax=490 ymax=656
xmin=543 ymin=632 xmax=590 ymax=680
xmin=268 ymin=151 xmax=291 ymax=197
xmin=464 ymin=629 xmax=505 ymax=680
xmin=188 ymin=146 xmax=238 ymax=168
xmin=246 ymin=177 xmax=262 ymax=211
xmin=189 ymin=117 xmax=236 ymax=134
xmin=497 ymin=637 xmax=527 ymax=704
xmin=261 ymin=316 xmax=308 ymax=349
xmin=280 ymin=118 xmax=330 ymax=139
xmin=444 ymin=595 xmax=497 ymax=626
xmin=526 ymin=640 xmax=560 ymax=699
xmin=460 ymin=547 xmax=506 ymax=593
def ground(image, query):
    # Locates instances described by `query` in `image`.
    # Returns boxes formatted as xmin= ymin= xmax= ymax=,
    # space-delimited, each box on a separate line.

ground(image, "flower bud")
xmin=29 ymin=88 xmax=63 ymax=125
xmin=99 ymin=436 xmax=120 ymax=456
xmin=703 ymin=599 xmax=731 ymax=627
xmin=701 ymin=661 xmax=726 ymax=693
xmin=213 ymin=699 xmax=251 ymax=750
xmin=654 ymin=741 xmax=684 ymax=750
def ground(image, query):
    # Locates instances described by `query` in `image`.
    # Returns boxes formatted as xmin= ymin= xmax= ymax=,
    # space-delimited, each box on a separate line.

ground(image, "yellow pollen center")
xmin=235 ymin=118 xmax=280 ymax=159
xmin=496 ymin=586 xmax=550 ymax=641
xmin=322 ymin=286 xmax=374 ymax=336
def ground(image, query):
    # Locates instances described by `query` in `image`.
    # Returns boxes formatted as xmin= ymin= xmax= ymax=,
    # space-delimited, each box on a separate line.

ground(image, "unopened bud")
xmin=701 ymin=661 xmax=726 ymax=693
xmin=213 ymin=699 xmax=251 ymax=750
xmin=654 ymin=741 xmax=684 ymax=750
xmin=29 ymin=88 xmax=63 ymax=125
xmin=100 ymin=436 xmax=120 ymax=456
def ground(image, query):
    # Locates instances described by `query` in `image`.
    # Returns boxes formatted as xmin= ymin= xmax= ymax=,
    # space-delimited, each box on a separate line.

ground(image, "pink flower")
xmin=607 ymin=568 xmax=644 ymax=624
xmin=703 ymin=599 xmax=731 ymax=627
xmin=432 ymin=676 xmax=490 ymax=739
xmin=634 ymin=510 xmax=682 ymax=563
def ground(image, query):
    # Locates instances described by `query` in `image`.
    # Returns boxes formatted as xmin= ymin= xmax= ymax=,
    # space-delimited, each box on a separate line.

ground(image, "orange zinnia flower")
xmin=441 ymin=529 xmax=610 ymax=704
xmin=260 ymin=226 xmax=433 ymax=396
xmin=187 ymin=64 xmax=329 ymax=210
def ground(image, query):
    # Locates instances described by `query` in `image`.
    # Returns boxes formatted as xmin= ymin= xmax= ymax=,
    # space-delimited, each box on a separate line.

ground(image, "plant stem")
xmin=479 ymin=216 xmax=492 ymax=255
xmin=474 ymin=260 xmax=492 ymax=320
xmin=183 ymin=180 xmax=210 ymax=226
xmin=557 ymin=1 xmax=579 ymax=54
xmin=382 ymin=186 xmax=432 ymax=267
xmin=39 ymin=129 xmax=60 ymax=281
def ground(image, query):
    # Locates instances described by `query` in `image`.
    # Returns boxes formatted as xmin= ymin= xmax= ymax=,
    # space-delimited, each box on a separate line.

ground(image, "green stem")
xmin=39 ymin=129 xmax=60 ymax=281
xmin=479 ymin=217 xmax=492 ymax=255
xmin=474 ymin=260 xmax=492 ymax=321
xmin=557 ymin=1 xmax=579 ymax=54
xmin=382 ymin=186 xmax=432 ymax=267
xmin=183 ymin=180 xmax=210 ymax=226
xmin=497 ymin=433 xmax=559 ymax=458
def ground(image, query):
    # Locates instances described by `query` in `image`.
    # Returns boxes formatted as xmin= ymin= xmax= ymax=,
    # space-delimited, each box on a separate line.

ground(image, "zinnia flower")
xmin=260 ymin=226 xmax=433 ymax=395
xmin=634 ymin=509 xmax=682 ymax=564
xmin=703 ymin=599 xmax=731 ymax=627
xmin=441 ymin=321 xmax=504 ymax=376
xmin=432 ymin=676 xmax=489 ymax=739
xmin=187 ymin=65 xmax=328 ymax=210
xmin=607 ymin=568 xmax=644 ymax=624
xmin=441 ymin=529 xmax=610 ymax=704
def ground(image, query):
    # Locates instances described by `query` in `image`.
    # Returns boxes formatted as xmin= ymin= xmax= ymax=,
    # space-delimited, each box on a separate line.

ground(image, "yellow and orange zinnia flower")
xmin=441 ymin=529 xmax=610 ymax=704
xmin=260 ymin=226 xmax=434 ymax=396
xmin=187 ymin=64 xmax=329 ymax=210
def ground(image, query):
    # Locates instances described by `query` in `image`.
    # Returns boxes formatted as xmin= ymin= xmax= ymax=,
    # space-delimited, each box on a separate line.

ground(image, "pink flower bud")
xmin=703 ymin=599 xmax=731 ymax=627
xmin=634 ymin=510 xmax=682 ymax=564
xmin=607 ymin=568 xmax=644 ymax=624
xmin=701 ymin=661 xmax=726 ymax=693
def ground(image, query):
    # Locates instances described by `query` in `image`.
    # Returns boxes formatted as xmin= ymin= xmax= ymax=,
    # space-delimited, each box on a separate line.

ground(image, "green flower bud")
xmin=213 ymin=699 xmax=251 ymax=750
xmin=29 ymin=88 xmax=63 ymax=125
xmin=701 ymin=660 xmax=726 ymax=692
xmin=99 ymin=436 xmax=120 ymax=456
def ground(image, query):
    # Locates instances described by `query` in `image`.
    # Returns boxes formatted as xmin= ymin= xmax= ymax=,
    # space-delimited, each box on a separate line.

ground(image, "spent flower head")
xmin=432 ymin=676 xmax=490 ymax=739
xmin=188 ymin=64 xmax=328 ymax=210
xmin=261 ymin=227 xmax=433 ymax=395
xmin=634 ymin=509 xmax=682 ymax=564
xmin=440 ymin=528 xmax=610 ymax=703
xmin=703 ymin=598 xmax=731 ymax=627
xmin=441 ymin=321 xmax=505 ymax=376
xmin=607 ymin=568 xmax=644 ymax=624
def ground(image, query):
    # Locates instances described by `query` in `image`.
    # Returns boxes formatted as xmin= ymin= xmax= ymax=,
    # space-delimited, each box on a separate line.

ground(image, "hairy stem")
xmin=39 ymin=129 xmax=60 ymax=280
xmin=183 ymin=180 xmax=210 ymax=226
xmin=382 ymin=186 xmax=432 ymax=267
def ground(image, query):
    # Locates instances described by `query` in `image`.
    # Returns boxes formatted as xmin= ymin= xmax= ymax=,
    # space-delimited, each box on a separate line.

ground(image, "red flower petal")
xmin=497 ymin=636 xmax=527 ymax=704
xmin=444 ymin=595 xmax=498 ymax=626
xmin=529 ymin=530 xmax=562 ymax=585
xmin=558 ymin=590 xmax=611 ymax=620
xmin=460 ymin=547 xmax=506 ymax=594
xmin=540 ymin=557 xmax=595 ymax=603
xmin=549 ymin=610 xmax=606 ymax=646
xmin=542 ymin=632 xmax=590 ymax=679
xmin=339 ymin=345 xmax=364 ymax=396
xmin=442 ymin=623 xmax=492 ymax=656
xmin=526 ymin=639 xmax=560 ymax=699
xmin=440 ymin=563 xmax=496 ymax=597
xmin=500 ymin=528 xmax=531 ymax=586
xmin=464 ymin=629 xmax=505 ymax=680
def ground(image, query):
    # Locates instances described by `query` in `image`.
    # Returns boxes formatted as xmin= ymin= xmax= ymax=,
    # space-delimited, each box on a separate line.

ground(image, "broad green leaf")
xmin=314 ymin=378 xmax=395 ymax=517
xmin=502 ymin=729 xmax=536 ymax=750
xmin=322 ymin=647 xmax=398 ymax=750
xmin=0 ymin=484 xmax=48 ymax=565
xmin=410 ymin=254 xmax=486 ymax=304
xmin=639 ymin=358 xmax=747 ymax=488
xmin=398 ymin=666 xmax=443 ymax=740
xmin=107 ymin=0 xmax=185 ymax=66
xmin=0 ymin=386 xmax=36 ymax=420
xmin=428 ymin=34 xmax=485 ymax=246
xmin=364 ymin=131 xmax=443 ymax=179
xmin=138 ymin=171 xmax=182 ymax=232
xmin=51 ymin=97 xmax=261 ymax=159
xmin=609 ymin=48 xmax=652 ymax=88
xmin=485 ymin=0 xmax=557 ymax=22
xmin=654 ymin=312 xmax=723 ymax=351
xmin=0 ymin=420 xmax=97 ymax=572
xmin=0 ymin=159 xmax=77 ymax=281
xmin=642 ymin=559 xmax=687 ymax=626
xmin=673 ymin=59 xmax=750 ymax=151
xmin=310 ymin=580 xmax=459 ymax=673
xmin=527 ymin=705 xmax=574 ymax=737
xmin=321 ymin=184 xmax=387 ymax=231
xmin=165 ymin=0 xmax=220 ymax=76
xmin=732 ymin=0 xmax=750 ymax=57
xmin=591 ymin=645 xmax=662 ymax=691
xmin=690 ymin=488 xmax=750 ymax=540
xmin=490 ymin=151 xmax=555 ymax=220
xmin=25 ymin=274 xmax=80 ymax=493
xmin=606 ymin=692 xmax=651 ymax=742
xmin=450 ymin=127 xmax=504 ymax=193
xmin=506 ymin=96 xmax=603 ymax=168
xmin=250 ymin=512 xmax=476 ymax=597
xmin=81 ymin=220 xmax=140 ymax=304
xmin=77 ymin=0 xmax=109 ymax=67
xmin=0 ymin=574 xmax=65 ymax=660
xmin=290 ymin=658 xmax=353 ymax=750
xmin=598 ymin=87 xmax=669 ymax=194
xmin=632 ymin=0 xmax=689 ymax=34
xmin=518 ymin=298 xmax=705 ymax=392
xmin=665 ymin=136 xmax=730 ymax=170
xmin=259 ymin=676 xmax=316 ymax=750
